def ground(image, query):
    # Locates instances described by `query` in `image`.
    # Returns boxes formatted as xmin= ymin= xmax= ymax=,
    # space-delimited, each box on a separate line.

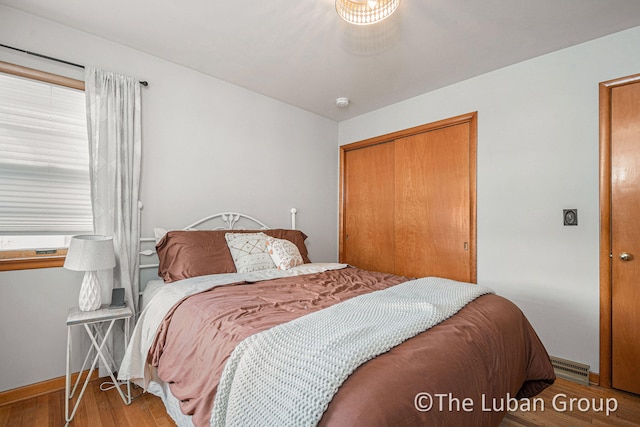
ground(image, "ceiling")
xmin=2 ymin=0 xmax=640 ymax=121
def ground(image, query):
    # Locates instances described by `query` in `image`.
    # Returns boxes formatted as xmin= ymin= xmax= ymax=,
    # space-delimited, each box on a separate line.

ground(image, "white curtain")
xmin=85 ymin=67 xmax=141 ymax=375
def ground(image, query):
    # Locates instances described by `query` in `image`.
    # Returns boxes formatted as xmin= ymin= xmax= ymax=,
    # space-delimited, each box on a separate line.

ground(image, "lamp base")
xmin=79 ymin=271 xmax=102 ymax=311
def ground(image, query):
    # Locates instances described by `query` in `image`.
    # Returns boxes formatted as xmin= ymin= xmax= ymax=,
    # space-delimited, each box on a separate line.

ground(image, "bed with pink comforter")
xmin=142 ymin=266 xmax=555 ymax=427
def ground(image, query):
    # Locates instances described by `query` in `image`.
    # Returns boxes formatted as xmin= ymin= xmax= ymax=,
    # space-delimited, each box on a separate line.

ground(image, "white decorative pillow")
xmin=225 ymin=232 xmax=275 ymax=273
xmin=266 ymin=236 xmax=304 ymax=270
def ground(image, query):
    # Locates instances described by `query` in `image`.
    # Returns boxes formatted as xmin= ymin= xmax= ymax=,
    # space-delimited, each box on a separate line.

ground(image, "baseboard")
xmin=589 ymin=371 xmax=600 ymax=386
xmin=0 ymin=370 xmax=99 ymax=407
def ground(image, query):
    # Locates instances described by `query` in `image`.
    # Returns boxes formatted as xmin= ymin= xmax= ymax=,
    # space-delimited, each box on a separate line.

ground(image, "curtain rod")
xmin=0 ymin=43 xmax=149 ymax=87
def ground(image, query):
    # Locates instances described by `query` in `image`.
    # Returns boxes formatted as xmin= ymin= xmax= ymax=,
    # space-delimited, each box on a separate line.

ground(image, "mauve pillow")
xmin=156 ymin=229 xmax=310 ymax=283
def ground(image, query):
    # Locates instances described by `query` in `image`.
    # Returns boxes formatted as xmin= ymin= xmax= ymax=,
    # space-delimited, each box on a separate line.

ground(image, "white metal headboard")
xmin=138 ymin=206 xmax=298 ymax=271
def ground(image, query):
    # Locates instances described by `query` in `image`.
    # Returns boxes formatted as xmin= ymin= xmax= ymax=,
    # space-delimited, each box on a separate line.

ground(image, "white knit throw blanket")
xmin=211 ymin=277 xmax=494 ymax=427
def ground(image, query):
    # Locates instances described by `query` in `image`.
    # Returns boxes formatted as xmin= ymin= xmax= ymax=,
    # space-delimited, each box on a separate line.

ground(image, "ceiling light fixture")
xmin=335 ymin=0 xmax=400 ymax=25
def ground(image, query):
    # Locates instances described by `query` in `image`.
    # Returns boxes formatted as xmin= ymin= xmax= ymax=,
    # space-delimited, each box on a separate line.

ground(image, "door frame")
xmin=599 ymin=73 xmax=640 ymax=388
xmin=339 ymin=112 xmax=477 ymax=283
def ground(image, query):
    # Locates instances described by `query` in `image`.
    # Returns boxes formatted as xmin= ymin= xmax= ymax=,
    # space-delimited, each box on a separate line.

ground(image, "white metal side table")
xmin=65 ymin=304 xmax=133 ymax=423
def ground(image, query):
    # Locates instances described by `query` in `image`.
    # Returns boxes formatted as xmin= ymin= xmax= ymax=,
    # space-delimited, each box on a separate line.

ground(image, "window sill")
xmin=0 ymin=249 xmax=67 ymax=271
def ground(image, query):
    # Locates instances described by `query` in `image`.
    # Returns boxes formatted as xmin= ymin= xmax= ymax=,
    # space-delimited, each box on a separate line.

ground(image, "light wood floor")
xmin=1 ymin=378 xmax=638 ymax=426
xmin=501 ymin=379 xmax=640 ymax=426
xmin=0 ymin=381 xmax=176 ymax=427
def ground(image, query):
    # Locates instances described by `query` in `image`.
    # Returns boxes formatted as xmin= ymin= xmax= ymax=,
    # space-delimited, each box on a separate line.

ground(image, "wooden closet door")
xmin=610 ymin=81 xmax=640 ymax=395
xmin=341 ymin=142 xmax=395 ymax=273
xmin=394 ymin=123 xmax=472 ymax=281
xmin=340 ymin=112 xmax=476 ymax=280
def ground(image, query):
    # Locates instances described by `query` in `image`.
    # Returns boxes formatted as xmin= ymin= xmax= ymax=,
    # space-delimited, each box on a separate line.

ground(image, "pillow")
xmin=266 ymin=237 xmax=304 ymax=270
xmin=156 ymin=230 xmax=235 ymax=282
xmin=262 ymin=229 xmax=311 ymax=264
xmin=156 ymin=228 xmax=310 ymax=282
xmin=153 ymin=228 xmax=168 ymax=243
xmin=225 ymin=232 xmax=275 ymax=273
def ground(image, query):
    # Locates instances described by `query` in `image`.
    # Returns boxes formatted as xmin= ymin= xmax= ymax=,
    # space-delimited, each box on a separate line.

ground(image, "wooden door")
xmin=341 ymin=142 xmax=395 ymax=273
xmin=340 ymin=113 xmax=476 ymax=281
xmin=394 ymin=124 xmax=472 ymax=281
xmin=610 ymin=80 xmax=640 ymax=395
xmin=600 ymin=74 xmax=640 ymax=394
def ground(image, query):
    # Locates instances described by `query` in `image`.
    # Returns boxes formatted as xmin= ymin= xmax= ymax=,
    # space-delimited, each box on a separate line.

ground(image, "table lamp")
xmin=63 ymin=235 xmax=116 ymax=311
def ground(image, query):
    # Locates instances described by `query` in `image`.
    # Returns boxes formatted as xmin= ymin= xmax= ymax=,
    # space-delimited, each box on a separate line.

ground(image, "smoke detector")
xmin=336 ymin=97 xmax=350 ymax=108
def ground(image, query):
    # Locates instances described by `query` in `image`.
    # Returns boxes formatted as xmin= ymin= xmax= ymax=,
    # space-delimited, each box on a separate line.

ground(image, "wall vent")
xmin=550 ymin=356 xmax=590 ymax=385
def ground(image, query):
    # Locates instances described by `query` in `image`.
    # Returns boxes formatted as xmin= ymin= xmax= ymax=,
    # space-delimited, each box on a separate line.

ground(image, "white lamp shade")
xmin=64 ymin=235 xmax=116 ymax=271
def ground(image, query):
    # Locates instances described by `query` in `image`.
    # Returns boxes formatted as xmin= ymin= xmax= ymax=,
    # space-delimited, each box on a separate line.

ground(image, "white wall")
xmin=2 ymin=3 xmax=638 ymax=393
xmin=339 ymin=26 xmax=640 ymax=371
xmin=0 ymin=6 xmax=338 ymax=392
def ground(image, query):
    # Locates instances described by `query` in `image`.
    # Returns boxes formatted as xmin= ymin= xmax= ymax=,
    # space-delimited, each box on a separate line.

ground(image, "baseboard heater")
xmin=550 ymin=356 xmax=590 ymax=385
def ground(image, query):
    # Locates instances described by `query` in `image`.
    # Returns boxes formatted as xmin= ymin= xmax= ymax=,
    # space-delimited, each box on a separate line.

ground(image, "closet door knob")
xmin=620 ymin=252 xmax=633 ymax=261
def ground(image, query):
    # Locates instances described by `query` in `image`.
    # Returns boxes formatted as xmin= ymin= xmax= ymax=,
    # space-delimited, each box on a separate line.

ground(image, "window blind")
xmin=0 ymin=71 xmax=93 ymax=234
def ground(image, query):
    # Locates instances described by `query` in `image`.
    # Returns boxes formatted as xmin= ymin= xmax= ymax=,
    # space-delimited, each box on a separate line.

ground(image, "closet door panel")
xmin=394 ymin=124 xmax=471 ymax=281
xmin=342 ymin=142 xmax=395 ymax=273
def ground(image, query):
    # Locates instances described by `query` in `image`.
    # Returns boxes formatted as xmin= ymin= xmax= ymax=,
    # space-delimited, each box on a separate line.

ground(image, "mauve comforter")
xmin=148 ymin=267 xmax=555 ymax=427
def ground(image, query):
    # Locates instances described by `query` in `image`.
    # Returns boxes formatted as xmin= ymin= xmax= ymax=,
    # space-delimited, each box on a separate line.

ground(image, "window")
xmin=0 ymin=62 xmax=92 ymax=271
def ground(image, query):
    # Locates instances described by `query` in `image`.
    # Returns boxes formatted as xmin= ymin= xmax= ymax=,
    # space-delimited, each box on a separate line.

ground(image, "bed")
xmin=119 ymin=209 xmax=555 ymax=427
